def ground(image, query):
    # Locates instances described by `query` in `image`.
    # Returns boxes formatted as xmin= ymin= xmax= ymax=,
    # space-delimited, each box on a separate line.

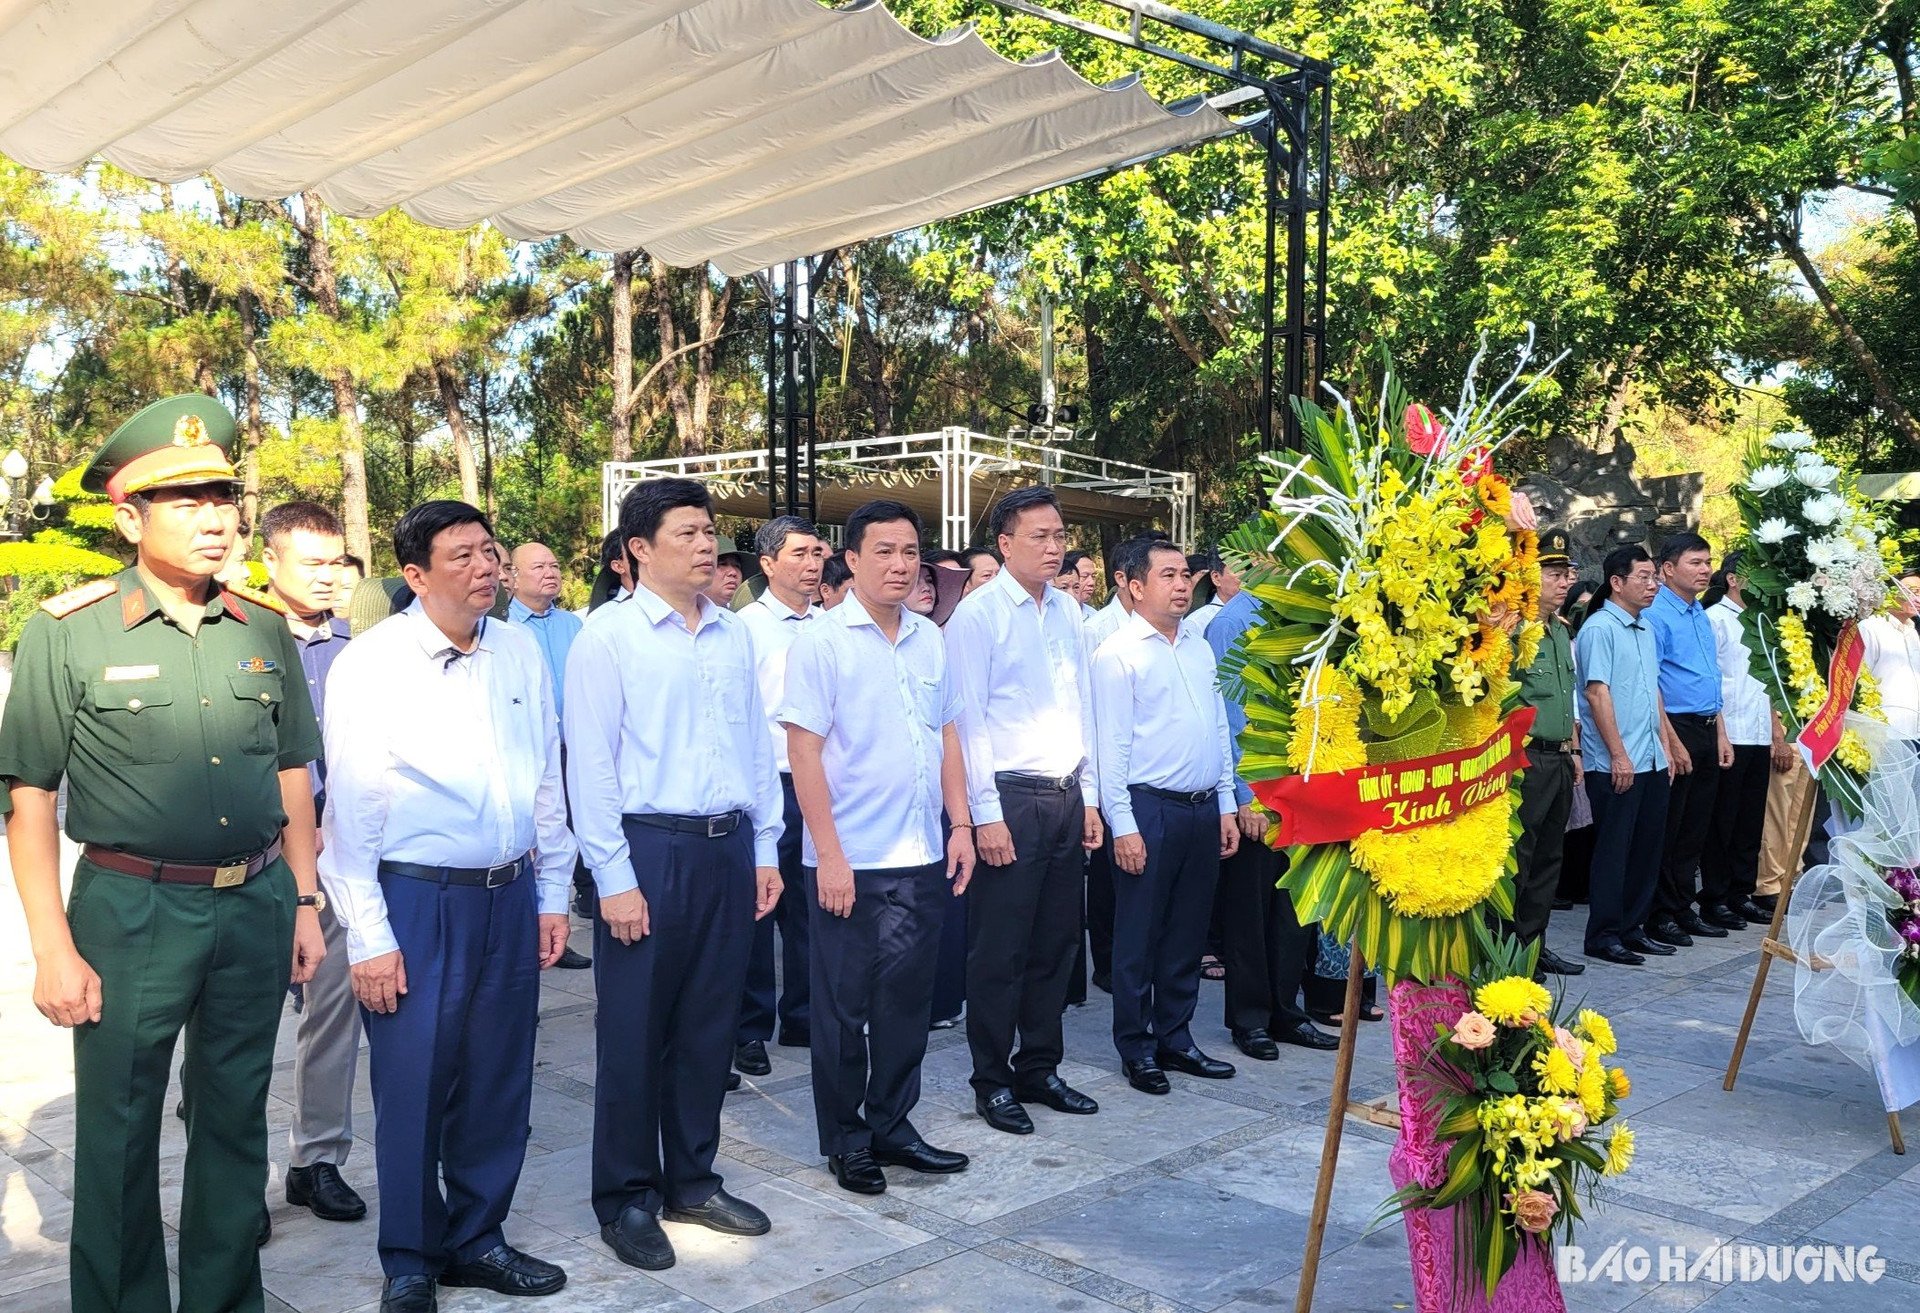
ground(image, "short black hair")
xmin=1059 ymin=550 xmax=1091 ymax=577
xmin=342 ymin=553 xmax=366 ymax=574
xmin=959 ymin=546 xmax=999 ymax=569
xmin=1657 ymin=532 xmax=1711 ymax=566
xmin=1111 ymin=532 xmax=1170 ymax=581
xmin=393 ymin=500 xmax=493 ymax=572
xmin=1187 ymin=551 xmax=1221 ymax=575
xmin=1602 ymin=545 xmax=1652 ymax=587
xmin=618 ymin=477 xmax=711 ymax=546
xmin=1721 ymin=549 xmax=1745 ymax=577
xmin=1116 ymin=536 xmax=1182 ymax=585
xmin=844 ymin=499 xmax=922 ymax=553
xmin=924 ymin=548 xmax=965 ymax=568
xmin=260 ymin=501 xmax=344 ymax=551
xmin=600 ymin=529 xmax=626 ymax=568
xmin=822 ymin=551 xmax=852 ymax=590
xmin=755 ymin=514 xmax=818 ymax=560
xmin=989 ymin=485 xmax=1061 ymax=540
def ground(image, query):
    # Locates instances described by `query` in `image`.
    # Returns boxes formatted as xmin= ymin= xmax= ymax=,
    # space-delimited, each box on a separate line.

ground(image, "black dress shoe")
xmin=1091 ymin=971 xmax=1112 ymax=994
xmin=1274 ymin=1022 xmax=1340 ymax=1051
xmin=1013 ymin=1073 xmax=1099 ymax=1114
xmin=1749 ymin=893 xmax=1778 ymax=916
xmin=1535 ymin=948 xmax=1586 ymax=977
xmin=1676 ymin=909 xmax=1728 ymax=938
xmin=1734 ymin=897 xmax=1775 ymax=925
xmin=553 ymin=945 xmax=592 ymax=969
xmin=440 ymin=1243 xmax=567 ymax=1296
xmin=257 ymin=1206 xmax=271 ymax=1248
xmin=381 ymin=1275 xmax=438 ymax=1313
xmin=726 ymin=1070 xmax=742 ymax=1091
xmin=975 ymin=1089 xmax=1035 ymax=1134
xmin=1623 ymin=929 xmax=1677 ymax=956
xmin=286 ymin=1162 xmax=368 ymax=1221
xmin=1643 ymin=919 xmax=1693 ymax=948
xmin=1585 ymin=942 xmax=1645 ymax=966
xmin=734 ymin=1040 xmax=771 ymax=1076
xmin=828 ymin=1148 xmax=887 ymax=1194
xmin=1156 ymin=1045 xmax=1236 ymax=1079
xmin=776 ymin=1027 xmax=810 ymax=1048
xmin=872 ymin=1140 xmax=969 ymax=1173
xmin=664 ymin=1188 xmax=771 ymax=1236
xmin=1123 ymin=1059 xmax=1171 ymax=1094
xmin=1699 ymin=903 xmax=1747 ymax=931
xmin=1232 ymin=1029 xmax=1280 ymax=1061
xmin=601 ymin=1205 xmax=675 ymax=1271
xmin=1553 ymin=898 xmax=1575 ymax=911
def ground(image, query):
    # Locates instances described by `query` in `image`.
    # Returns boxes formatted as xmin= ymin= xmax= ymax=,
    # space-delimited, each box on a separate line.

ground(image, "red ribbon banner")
xmin=1797 ymin=619 xmax=1864 ymax=771
xmin=1251 ymin=707 xmax=1537 ymax=848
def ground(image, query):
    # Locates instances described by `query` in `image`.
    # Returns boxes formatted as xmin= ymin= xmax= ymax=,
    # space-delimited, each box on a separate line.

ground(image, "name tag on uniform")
xmin=102 ymin=665 xmax=160 ymax=682
xmin=237 ymin=657 xmax=278 ymax=674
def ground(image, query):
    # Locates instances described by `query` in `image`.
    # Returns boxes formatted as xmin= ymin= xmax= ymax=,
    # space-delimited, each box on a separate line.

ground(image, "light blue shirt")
xmin=1575 ymin=601 xmax=1668 ymax=774
xmin=506 ymin=595 xmax=583 ymax=722
xmin=1646 ymin=585 xmax=1722 ymax=715
xmin=563 ymin=582 xmax=783 ymax=892
xmin=738 ymin=590 xmax=823 ymax=774
xmin=1091 ymin=611 xmax=1237 ymax=837
xmin=778 ymin=595 xmax=958 ymax=869
xmin=1205 ymin=589 xmax=1261 ymax=806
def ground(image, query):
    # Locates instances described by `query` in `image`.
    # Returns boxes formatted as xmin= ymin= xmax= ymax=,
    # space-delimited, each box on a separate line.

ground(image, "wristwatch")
xmin=297 ymin=890 xmax=328 ymax=913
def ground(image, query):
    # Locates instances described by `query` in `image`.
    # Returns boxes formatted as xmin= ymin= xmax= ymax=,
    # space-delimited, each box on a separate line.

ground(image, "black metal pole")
xmin=1312 ymin=76 xmax=1332 ymax=395
xmin=803 ymin=257 xmax=818 ymax=525
xmin=1282 ymin=92 xmax=1310 ymax=451
xmin=766 ymin=268 xmax=779 ymax=518
xmin=1259 ymin=102 xmax=1278 ymax=452
xmin=782 ymin=259 xmax=800 ymax=515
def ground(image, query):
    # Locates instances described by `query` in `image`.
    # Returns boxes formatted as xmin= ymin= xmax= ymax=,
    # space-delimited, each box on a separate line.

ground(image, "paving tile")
xmin=809 ymin=1248 xmax=1132 ymax=1311
xmin=1175 ymin=1120 xmax=1397 ymax=1237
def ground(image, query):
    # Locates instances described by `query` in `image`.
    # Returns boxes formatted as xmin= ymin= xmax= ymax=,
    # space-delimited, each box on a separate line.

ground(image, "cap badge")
xmin=172 ymin=414 xmax=211 ymax=447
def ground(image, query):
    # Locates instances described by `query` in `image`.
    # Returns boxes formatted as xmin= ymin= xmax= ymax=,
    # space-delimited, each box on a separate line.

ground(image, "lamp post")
xmin=0 ymin=448 xmax=57 ymax=542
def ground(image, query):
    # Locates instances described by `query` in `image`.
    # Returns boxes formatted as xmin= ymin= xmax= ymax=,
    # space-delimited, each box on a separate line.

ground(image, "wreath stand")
xmin=1294 ymin=940 xmax=1368 ymax=1313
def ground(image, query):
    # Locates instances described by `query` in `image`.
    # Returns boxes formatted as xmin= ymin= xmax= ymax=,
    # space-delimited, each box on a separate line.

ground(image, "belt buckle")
xmin=707 ymin=813 xmax=733 ymax=839
xmin=485 ymin=863 xmax=515 ymax=888
xmin=212 ymin=863 xmax=248 ymax=889
xmin=1055 ymin=775 xmax=1074 ymax=792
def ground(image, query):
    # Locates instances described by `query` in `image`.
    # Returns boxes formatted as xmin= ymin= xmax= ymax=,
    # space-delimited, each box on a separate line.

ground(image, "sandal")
xmin=1309 ymin=1005 xmax=1385 ymax=1027
xmin=1201 ymin=956 xmax=1226 ymax=982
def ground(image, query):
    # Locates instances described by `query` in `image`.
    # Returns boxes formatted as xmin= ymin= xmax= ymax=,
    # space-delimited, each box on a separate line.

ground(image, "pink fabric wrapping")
xmin=1387 ymin=978 xmax=1568 ymax=1313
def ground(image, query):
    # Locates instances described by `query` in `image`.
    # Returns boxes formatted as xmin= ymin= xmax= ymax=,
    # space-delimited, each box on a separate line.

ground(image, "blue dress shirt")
xmin=1645 ymin=585 xmax=1723 ymax=715
xmin=1575 ymin=601 xmax=1668 ymax=774
xmin=1204 ymin=589 xmax=1261 ymax=807
xmin=506 ymin=595 xmax=583 ymax=722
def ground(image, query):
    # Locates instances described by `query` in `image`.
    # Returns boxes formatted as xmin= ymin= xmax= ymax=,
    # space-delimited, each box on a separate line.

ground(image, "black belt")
xmin=995 ymin=770 xmax=1081 ymax=794
xmin=626 ymin=810 xmax=745 ymax=838
xmin=378 ymin=855 xmax=526 ymax=888
xmin=1529 ymin=738 xmax=1577 ymax=754
xmin=1669 ymin=711 xmax=1719 ymax=726
xmin=1134 ymin=784 xmax=1215 ymax=805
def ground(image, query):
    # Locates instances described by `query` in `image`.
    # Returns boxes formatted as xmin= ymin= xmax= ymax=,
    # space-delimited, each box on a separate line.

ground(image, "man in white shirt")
xmin=945 ymin=485 xmax=1104 ymax=1134
xmin=564 ymin=478 xmax=784 ymax=1274
xmin=1702 ymin=554 xmax=1786 ymax=927
xmin=780 ymin=500 xmax=977 ymax=1195
xmin=318 ymin=501 xmax=576 ymax=1312
xmin=733 ymin=515 xmax=825 ymax=1078
xmin=1861 ymin=570 xmax=1920 ymax=746
xmin=1092 ymin=539 xmax=1240 ymax=1094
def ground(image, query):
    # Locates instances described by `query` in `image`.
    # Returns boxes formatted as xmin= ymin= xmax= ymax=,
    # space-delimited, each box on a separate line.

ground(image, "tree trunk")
xmin=1884 ymin=23 xmax=1920 ymax=237
xmin=1777 ymin=220 xmax=1920 ymax=448
xmin=479 ymin=373 xmax=496 ymax=519
xmin=687 ymin=272 xmax=732 ymax=454
xmin=435 ymin=361 xmax=481 ymax=505
xmin=610 ymin=250 xmax=637 ymax=461
xmin=856 ymin=286 xmax=891 ymax=437
xmin=158 ymin=183 xmax=219 ymax=396
xmin=238 ymin=289 xmax=264 ymax=536
xmin=300 ymin=190 xmax=374 ymax=565
xmin=652 ymin=255 xmax=695 ymax=451
xmin=1589 ymin=345 xmax=1645 ymax=451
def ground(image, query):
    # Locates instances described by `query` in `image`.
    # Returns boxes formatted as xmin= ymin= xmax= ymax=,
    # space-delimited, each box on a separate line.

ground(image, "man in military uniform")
xmin=0 ymin=395 xmax=326 ymax=1313
xmin=1510 ymin=528 xmax=1586 ymax=978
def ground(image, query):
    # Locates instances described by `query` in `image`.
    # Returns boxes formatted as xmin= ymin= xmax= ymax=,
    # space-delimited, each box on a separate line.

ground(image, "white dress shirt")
xmin=1090 ymin=611 xmax=1236 ymax=837
xmin=317 ymin=603 xmax=576 ymax=964
xmin=1861 ymin=613 xmax=1920 ymax=740
xmin=738 ymin=589 xmax=822 ymax=774
xmin=1084 ymin=595 xmax=1130 ymax=650
xmin=943 ymin=566 xmax=1098 ymax=824
xmin=778 ymin=595 xmax=957 ymax=868
xmin=563 ymin=581 xmax=783 ymax=893
xmin=1707 ymin=599 xmax=1771 ymax=747
xmin=1188 ymin=599 xmax=1224 ymax=636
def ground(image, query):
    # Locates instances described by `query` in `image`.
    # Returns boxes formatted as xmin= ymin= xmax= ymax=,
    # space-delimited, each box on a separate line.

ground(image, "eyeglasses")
xmin=1020 ymin=530 xmax=1070 ymax=546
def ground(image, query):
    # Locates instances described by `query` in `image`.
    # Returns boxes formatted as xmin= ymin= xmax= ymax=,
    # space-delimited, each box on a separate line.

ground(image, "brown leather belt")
xmin=83 ymin=838 xmax=284 ymax=888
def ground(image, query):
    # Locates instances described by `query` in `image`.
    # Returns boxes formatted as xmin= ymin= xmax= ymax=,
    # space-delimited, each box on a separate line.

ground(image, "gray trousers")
xmin=288 ymin=900 xmax=360 ymax=1167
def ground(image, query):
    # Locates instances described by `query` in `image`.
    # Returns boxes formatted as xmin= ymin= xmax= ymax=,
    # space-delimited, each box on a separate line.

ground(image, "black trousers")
xmin=1111 ymin=790 xmax=1220 ymax=1062
xmin=739 ymin=775 xmax=810 ymax=1044
xmin=1653 ymin=714 xmax=1720 ymax=920
xmin=966 ymin=777 xmax=1085 ymax=1096
xmin=1086 ymin=838 xmax=1115 ymax=982
xmin=1512 ymin=749 xmax=1576 ymax=943
xmin=1702 ymin=744 xmax=1770 ymax=907
xmin=808 ymin=861 xmax=947 ymax=1156
xmin=1583 ymin=769 xmax=1672 ymax=951
xmin=1218 ymin=835 xmax=1313 ymax=1035
xmin=591 ymin=820 xmax=755 ymax=1222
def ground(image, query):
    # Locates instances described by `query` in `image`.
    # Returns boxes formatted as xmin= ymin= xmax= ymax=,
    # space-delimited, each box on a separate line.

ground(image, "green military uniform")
xmin=1512 ymin=527 xmax=1580 ymax=947
xmin=0 ymin=396 xmax=320 ymax=1313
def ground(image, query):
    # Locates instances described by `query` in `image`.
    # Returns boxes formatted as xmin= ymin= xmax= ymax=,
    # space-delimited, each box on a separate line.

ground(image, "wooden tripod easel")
xmin=1723 ymin=872 xmax=1906 ymax=1154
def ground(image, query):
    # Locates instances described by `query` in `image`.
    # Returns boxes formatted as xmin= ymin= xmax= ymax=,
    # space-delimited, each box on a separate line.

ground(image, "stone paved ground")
xmin=2 ymin=839 xmax=1916 ymax=1312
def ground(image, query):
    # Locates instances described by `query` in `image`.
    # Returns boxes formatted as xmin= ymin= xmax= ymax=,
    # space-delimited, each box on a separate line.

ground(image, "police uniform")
xmin=1511 ymin=529 xmax=1583 ymax=970
xmin=0 ymin=395 xmax=321 ymax=1313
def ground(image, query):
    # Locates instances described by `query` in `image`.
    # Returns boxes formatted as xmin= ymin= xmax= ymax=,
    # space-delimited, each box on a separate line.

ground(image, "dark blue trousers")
xmin=362 ymin=865 xmax=537 ymax=1278
xmin=739 ymin=775 xmax=810 ymax=1044
xmin=1583 ymin=769 xmax=1673 ymax=951
xmin=592 ymin=820 xmax=755 ymax=1223
xmin=1111 ymin=789 xmax=1220 ymax=1064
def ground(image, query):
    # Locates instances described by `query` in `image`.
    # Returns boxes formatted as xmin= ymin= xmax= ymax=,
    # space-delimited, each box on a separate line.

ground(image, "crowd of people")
xmin=8 ymin=394 xmax=1911 ymax=1313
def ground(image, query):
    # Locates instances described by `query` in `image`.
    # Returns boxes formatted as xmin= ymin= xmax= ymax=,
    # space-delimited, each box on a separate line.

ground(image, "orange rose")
xmin=1509 ymin=1189 xmax=1558 ymax=1234
xmin=1452 ymin=1011 xmax=1497 ymax=1050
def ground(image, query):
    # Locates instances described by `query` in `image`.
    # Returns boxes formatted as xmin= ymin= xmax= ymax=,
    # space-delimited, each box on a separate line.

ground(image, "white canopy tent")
xmin=0 ymin=0 xmax=1240 ymax=273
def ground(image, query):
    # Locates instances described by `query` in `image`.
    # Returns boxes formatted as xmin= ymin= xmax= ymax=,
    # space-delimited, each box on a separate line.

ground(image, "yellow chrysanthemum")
xmin=1350 ymin=791 xmax=1514 ymax=917
xmin=1609 ymin=1067 xmax=1631 ymax=1100
xmin=1577 ymin=1057 xmax=1608 ymax=1120
xmin=1534 ymin=1046 xmax=1578 ymax=1095
xmin=1285 ymin=665 xmax=1368 ymax=775
xmin=1474 ymin=976 xmax=1553 ymax=1027
xmin=1576 ymin=1009 xmax=1617 ymax=1056
xmin=1604 ymin=1124 xmax=1635 ymax=1176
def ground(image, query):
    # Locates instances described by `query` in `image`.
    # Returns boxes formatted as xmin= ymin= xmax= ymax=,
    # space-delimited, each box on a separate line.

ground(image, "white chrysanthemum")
xmin=1823 ymin=583 xmax=1859 ymax=617
xmin=1787 ymin=582 xmax=1819 ymax=611
xmin=1801 ymin=494 xmax=1846 ymax=526
xmin=1793 ymin=453 xmax=1839 ymax=490
xmin=1746 ymin=464 xmax=1793 ymax=493
xmin=1806 ymin=539 xmax=1841 ymax=571
xmin=1754 ymin=518 xmax=1798 ymax=544
xmin=1768 ymin=431 xmax=1816 ymax=451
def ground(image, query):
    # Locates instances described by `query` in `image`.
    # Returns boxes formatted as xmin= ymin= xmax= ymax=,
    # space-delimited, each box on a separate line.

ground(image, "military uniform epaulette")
xmin=223 ymin=582 xmax=288 ymax=616
xmin=39 ymin=578 xmax=119 ymax=618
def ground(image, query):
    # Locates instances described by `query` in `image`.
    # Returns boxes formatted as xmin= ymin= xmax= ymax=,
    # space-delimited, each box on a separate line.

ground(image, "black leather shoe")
xmin=1535 ymin=948 xmax=1586 ymax=978
xmin=286 ymin=1162 xmax=368 ymax=1221
xmin=975 ymin=1089 xmax=1034 ymax=1134
xmin=1553 ymin=898 xmax=1575 ymax=911
xmin=1013 ymin=1073 xmax=1099 ymax=1115
xmin=553 ymin=945 xmax=592 ymax=969
xmin=257 ymin=1206 xmax=271 ymax=1248
xmin=1749 ymin=893 xmax=1778 ymax=917
xmin=776 ymin=1027 xmax=810 ymax=1048
xmin=734 ymin=1040 xmax=771 ymax=1076
xmin=440 ymin=1243 xmax=566 ymax=1296
xmin=1624 ymin=929 xmax=1677 ymax=956
xmin=828 ymin=1148 xmax=887 ymax=1194
xmin=601 ymin=1205 xmax=674 ymax=1271
xmin=1676 ymin=909 xmax=1728 ymax=938
xmin=1734 ymin=897 xmax=1775 ymax=925
xmin=1644 ymin=919 xmax=1693 ymax=948
xmin=381 ymin=1275 xmax=437 ymax=1312
xmin=664 ymin=1188 xmax=771 ymax=1236
xmin=1585 ymin=942 xmax=1645 ymax=966
xmin=1699 ymin=903 xmax=1747 ymax=931
xmin=1123 ymin=1059 xmax=1171 ymax=1094
xmin=726 ymin=1070 xmax=742 ymax=1091
xmin=1091 ymin=971 xmax=1112 ymax=994
xmin=872 ymin=1140 xmax=969 ymax=1173
xmin=1156 ymin=1045 xmax=1236 ymax=1079
xmin=1274 ymin=1022 xmax=1340 ymax=1051
xmin=1232 ymin=1028 xmax=1280 ymax=1061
